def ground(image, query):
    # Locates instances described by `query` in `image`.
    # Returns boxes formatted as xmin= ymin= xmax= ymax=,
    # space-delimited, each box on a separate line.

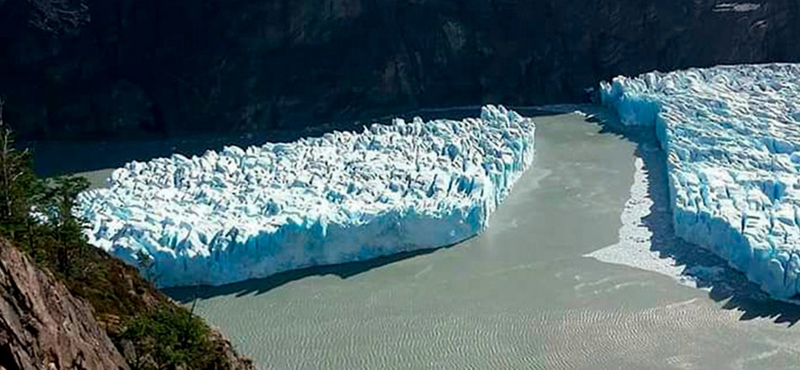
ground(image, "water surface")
xmin=161 ymin=110 xmax=800 ymax=369
xmin=46 ymin=108 xmax=800 ymax=369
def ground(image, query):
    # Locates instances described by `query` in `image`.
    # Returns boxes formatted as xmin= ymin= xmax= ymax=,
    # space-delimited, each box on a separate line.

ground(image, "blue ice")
xmin=601 ymin=64 xmax=800 ymax=298
xmin=76 ymin=105 xmax=536 ymax=287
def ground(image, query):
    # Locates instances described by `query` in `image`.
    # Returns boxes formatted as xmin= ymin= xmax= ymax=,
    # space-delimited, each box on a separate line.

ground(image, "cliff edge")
xmin=0 ymin=240 xmax=128 ymax=369
xmin=0 ymin=239 xmax=254 ymax=369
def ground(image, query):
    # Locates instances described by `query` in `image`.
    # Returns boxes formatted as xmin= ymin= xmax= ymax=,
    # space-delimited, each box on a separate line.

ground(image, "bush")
xmin=0 ymin=99 xmax=247 ymax=369
xmin=119 ymin=306 xmax=228 ymax=370
xmin=0 ymin=98 xmax=91 ymax=279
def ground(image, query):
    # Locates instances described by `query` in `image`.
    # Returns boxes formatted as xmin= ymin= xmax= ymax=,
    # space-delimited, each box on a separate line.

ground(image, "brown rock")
xmin=0 ymin=240 xmax=129 ymax=370
xmin=206 ymin=328 xmax=256 ymax=370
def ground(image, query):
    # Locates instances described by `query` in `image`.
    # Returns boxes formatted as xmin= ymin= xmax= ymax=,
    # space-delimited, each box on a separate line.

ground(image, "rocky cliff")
xmin=1 ymin=0 xmax=799 ymax=140
xmin=0 ymin=240 xmax=129 ymax=369
xmin=0 ymin=239 xmax=254 ymax=369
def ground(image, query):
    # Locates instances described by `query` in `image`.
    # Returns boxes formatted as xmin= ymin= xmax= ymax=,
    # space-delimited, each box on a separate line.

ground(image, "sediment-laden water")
xmin=53 ymin=108 xmax=800 ymax=369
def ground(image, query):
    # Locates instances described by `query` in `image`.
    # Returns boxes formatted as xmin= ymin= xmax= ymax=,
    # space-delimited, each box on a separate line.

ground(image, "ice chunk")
xmin=76 ymin=105 xmax=536 ymax=287
xmin=601 ymin=63 xmax=800 ymax=298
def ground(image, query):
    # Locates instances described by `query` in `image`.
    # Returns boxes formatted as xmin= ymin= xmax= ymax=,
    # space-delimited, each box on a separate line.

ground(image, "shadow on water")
xmin=587 ymin=107 xmax=800 ymax=326
xmin=51 ymin=103 xmax=799 ymax=324
xmin=159 ymin=107 xmax=564 ymax=304
xmin=26 ymin=125 xmax=360 ymax=177
xmin=164 ymin=245 xmax=448 ymax=304
xmin=28 ymin=105 xmax=569 ymax=177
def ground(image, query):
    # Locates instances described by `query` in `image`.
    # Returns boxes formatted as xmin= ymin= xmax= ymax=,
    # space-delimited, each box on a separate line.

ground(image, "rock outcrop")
xmin=0 ymin=241 xmax=129 ymax=370
xmin=205 ymin=330 xmax=256 ymax=370
xmin=0 ymin=239 xmax=255 ymax=369
xmin=1 ymin=0 xmax=799 ymax=140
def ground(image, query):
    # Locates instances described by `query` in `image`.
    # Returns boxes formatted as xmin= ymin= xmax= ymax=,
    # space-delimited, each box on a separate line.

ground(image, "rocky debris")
xmin=0 ymin=240 xmax=129 ymax=370
xmin=206 ymin=329 xmax=256 ymax=370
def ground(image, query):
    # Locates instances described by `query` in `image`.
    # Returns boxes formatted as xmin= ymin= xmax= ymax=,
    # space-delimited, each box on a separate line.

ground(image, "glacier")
xmin=75 ymin=105 xmax=536 ymax=287
xmin=600 ymin=63 xmax=800 ymax=299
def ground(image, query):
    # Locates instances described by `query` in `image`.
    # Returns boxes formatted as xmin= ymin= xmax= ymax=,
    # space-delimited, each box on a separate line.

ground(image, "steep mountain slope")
xmin=0 ymin=238 xmax=254 ymax=369
xmin=0 ymin=240 xmax=128 ymax=369
xmin=1 ymin=0 xmax=799 ymax=140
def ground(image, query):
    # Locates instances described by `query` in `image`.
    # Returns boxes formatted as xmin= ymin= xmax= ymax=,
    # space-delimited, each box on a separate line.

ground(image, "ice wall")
xmin=76 ymin=106 xmax=536 ymax=287
xmin=600 ymin=64 xmax=800 ymax=298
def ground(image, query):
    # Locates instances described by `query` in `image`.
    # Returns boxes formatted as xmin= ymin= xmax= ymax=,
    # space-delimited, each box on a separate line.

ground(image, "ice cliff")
xmin=601 ymin=64 xmax=800 ymax=298
xmin=76 ymin=105 xmax=535 ymax=287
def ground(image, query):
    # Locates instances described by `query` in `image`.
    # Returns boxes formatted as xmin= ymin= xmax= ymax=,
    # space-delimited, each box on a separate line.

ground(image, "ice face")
xmin=600 ymin=64 xmax=800 ymax=298
xmin=76 ymin=105 xmax=536 ymax=287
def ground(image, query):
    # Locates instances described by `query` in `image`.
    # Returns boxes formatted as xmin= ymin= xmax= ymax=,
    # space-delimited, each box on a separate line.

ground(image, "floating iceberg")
xmin=601 ymin=64 xmax=800 ymax=298
xmin=76 ymin=105 xmax=536 ymax=287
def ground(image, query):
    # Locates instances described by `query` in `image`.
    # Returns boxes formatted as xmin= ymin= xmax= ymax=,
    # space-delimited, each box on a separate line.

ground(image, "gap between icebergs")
xmin=76 ymin=105 xmax=536 ymax=287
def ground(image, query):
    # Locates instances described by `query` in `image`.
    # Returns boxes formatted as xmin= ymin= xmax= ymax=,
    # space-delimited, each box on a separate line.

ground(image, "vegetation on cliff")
xmin=0 ymin=99 xmax=253 ymax=369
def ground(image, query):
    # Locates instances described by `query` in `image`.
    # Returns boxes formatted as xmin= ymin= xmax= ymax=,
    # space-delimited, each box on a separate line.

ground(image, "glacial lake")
xmin=44 ymin=107 xmax=800 ymax=369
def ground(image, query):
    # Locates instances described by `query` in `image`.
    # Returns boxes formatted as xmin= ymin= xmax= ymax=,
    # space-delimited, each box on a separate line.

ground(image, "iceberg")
xmin=600 ymin=63 xmax=800 ymax=298
xmin=76 ymin=105 xmax=536 ymax=287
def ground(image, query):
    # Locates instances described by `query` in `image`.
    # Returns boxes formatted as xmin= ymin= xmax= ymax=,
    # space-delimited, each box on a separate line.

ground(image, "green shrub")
xmin=0 ymin=98 xmax=245 ymax=369
xmin=0 ymin=98 xmax=92 ymax=280
xmin=119 ymin=306 xmax=226 ymax=369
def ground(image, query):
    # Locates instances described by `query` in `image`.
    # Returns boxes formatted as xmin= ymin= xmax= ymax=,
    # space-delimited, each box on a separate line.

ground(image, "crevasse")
xmin=76 ymin=105 xmax=536 ymax=287
xmin=601 ymin=63 xmax=800 ymax=298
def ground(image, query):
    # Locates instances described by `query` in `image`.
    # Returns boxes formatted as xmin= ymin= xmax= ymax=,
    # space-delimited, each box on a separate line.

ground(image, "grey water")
xmin=53 ymin=108 xmax=800 ymax=369
xmin=160 ymin=110 xmax=800 ymax=369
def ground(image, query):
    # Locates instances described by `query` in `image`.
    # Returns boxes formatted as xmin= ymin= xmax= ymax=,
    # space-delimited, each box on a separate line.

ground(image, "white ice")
xmin=601 ymin=63 xmax=800 ymax=298
xmin=76 ymin=105 xmax=536 ymax=287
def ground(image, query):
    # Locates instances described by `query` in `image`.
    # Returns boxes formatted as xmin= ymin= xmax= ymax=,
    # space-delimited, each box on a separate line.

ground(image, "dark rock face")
xmin=0 ymin=241 xmax=129 ymax=370
xmin=1 ymin=0 xmax=799 ymax=140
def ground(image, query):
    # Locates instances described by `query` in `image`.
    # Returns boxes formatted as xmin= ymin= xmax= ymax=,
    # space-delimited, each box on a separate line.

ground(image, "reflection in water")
xmin=56 ymin=107 xmax=800 ymax=369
